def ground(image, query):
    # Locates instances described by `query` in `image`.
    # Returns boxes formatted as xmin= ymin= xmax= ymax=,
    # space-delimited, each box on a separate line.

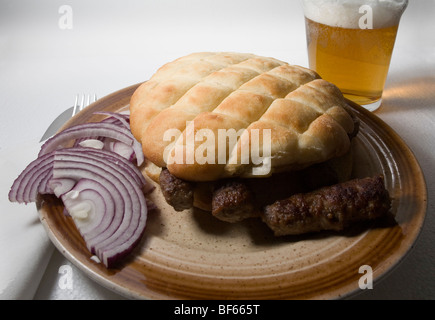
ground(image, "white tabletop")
xmin=1 ymin=0 xmax=434 ymax=300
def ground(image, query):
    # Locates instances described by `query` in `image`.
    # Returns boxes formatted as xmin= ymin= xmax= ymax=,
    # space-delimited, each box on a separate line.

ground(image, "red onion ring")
xmin=9 ymin=152 xmax=55 ymax=203
xmin=39 ymin=122 xmax=144 ymax=166
xmin=62 ymin=182 xmax=108 ymax=234
xmin=95 ymin=111 xmax=130 ymax=129
xmin=61 ymin=179 xmax=115 ymax=245
xmin=52 ymin=153 xmax=145 ymax=251
xmin=9 ymin=111 xmax=152 ymax=267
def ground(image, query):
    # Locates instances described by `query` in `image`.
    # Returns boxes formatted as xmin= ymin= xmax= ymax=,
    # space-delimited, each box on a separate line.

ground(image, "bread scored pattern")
xmin=130 ymin=52 xmax=355 ymax=181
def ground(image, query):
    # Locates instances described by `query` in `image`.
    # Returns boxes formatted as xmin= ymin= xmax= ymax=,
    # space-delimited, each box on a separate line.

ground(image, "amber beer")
xmin=303 ymin=0 xmax=408 ymax=111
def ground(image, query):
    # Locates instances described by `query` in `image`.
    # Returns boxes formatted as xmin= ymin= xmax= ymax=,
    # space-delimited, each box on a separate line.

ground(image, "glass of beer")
xmin=302 ymin=0 xmax=408 ymax=111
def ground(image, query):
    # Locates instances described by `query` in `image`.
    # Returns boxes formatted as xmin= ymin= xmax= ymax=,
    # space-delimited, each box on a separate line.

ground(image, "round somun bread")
xmin=130 ymin=52 xmax=356 ymax=182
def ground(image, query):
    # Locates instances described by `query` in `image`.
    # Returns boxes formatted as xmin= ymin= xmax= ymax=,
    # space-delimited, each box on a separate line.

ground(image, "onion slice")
xmin=52 ymin=152 xmax=146 ymax=255
xmin=9 ymin=111 xmax=152 ymax=268
xmin=39 ymin=122 xmax=144 ymax=166
xmin=9 ymin=152 xmax=55 ymax=203
xmin=71 ymin=113 xmax=139 ymax=163
xmin=96 ymin=111 xmax=130 ymax=129
xmin=62 ymin=180 xmax=111 ymax=235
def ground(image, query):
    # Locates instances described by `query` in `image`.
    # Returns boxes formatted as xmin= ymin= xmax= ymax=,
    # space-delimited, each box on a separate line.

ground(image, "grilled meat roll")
xmin=262 ymin=176 xmax=391 ymax=236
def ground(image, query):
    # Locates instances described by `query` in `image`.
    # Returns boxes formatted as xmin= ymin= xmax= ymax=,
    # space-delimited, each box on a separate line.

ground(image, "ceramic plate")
xmin=38 ymin=83 xmax=427 ymax=300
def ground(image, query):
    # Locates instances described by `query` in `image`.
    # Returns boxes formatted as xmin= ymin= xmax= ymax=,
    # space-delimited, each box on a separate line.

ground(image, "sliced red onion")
xmin=102 ymin=216 xmax=147 ymax=268
xmin=39 ymin=170 xmax=55 ymax=195
xmin=61 ymin=179 xmax=114 ymax=239
xmin=53 ymin=156 xmax=133 ymax=242
xmin=73 ymin=136 xmax=104 ymax=148
xmin=70 ymin=148 xmax=147 ymax=187
xmin=23 ymin=165 xmax=53 ymax=200
xmin=9 ymin=147 xmax=144 ymax=204
xmin=56 ymin=149 xmax=149 ymax=263
xmin=8 ymin=152 xmax=55 ymax=203
xmin=48 ymin=178 xmax=77 ymax=198
xmin=57 ymin=165 xmax=125 ymax=255
xmin=95 ymin=111 xmax=130 ymax=129
xmin=52 ymin=154 xmax=145 ymax=265
xmin=10 ymin=148 xmax=150 ymax=268
xmin=9 ymin=110 xmax=152 ymax=268
xmin=69 ymin=113 xmax=139 ymax=163
xmin=76 ymin=137 xmax=136 ymax=163
xmin=39 ymin=122 xmax=144 ymax=166
xmin=104 ymin=139 xmax=135 ymax=162
xmin=78 ymin=139 xmax=105 ymax=150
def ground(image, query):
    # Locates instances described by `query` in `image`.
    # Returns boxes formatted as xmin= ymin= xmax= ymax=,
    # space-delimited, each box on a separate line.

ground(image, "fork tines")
xmin=73 ymin=94 xmax=97 ymax=116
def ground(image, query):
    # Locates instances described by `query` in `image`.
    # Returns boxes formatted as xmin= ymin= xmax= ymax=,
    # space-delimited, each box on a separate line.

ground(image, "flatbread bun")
xmin=130 ymin=52 xmax=356 ymax=182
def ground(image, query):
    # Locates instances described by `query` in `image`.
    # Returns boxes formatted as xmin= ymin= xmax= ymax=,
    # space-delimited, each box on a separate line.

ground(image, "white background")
xmin=1 ymin=0 xmax=434 ymax=299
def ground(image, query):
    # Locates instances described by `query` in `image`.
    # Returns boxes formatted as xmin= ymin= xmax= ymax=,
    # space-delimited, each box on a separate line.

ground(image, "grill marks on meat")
xmin=263 ymin=176 xmax=391 ymax=236
xmin=159 ymin=168 xmax=194 ymax=211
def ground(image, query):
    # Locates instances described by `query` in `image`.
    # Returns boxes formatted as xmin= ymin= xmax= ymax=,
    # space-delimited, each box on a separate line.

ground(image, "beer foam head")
xmin=302 ymin=0 xmax=408 ymax=29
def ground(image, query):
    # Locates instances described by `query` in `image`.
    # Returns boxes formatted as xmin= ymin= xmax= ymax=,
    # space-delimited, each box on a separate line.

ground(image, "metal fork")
xmin=40 ymin=94 xmax=97 ymax=142
xmin=72 ymin=94 xmax=97 ymax=116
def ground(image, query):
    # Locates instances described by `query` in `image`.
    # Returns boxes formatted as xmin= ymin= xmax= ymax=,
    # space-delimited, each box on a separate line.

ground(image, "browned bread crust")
xmin=130 ymin=52 xmax=355 ymax=181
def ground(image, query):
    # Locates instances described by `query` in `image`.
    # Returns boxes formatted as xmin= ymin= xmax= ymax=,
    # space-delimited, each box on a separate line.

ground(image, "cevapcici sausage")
xmin=262 ymin=176 xmax=391 ymax=236
xmin=159 ymin=168 xmax=194 ymax=211
xmin=211 ymin=180 xmax=259 ymax=223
